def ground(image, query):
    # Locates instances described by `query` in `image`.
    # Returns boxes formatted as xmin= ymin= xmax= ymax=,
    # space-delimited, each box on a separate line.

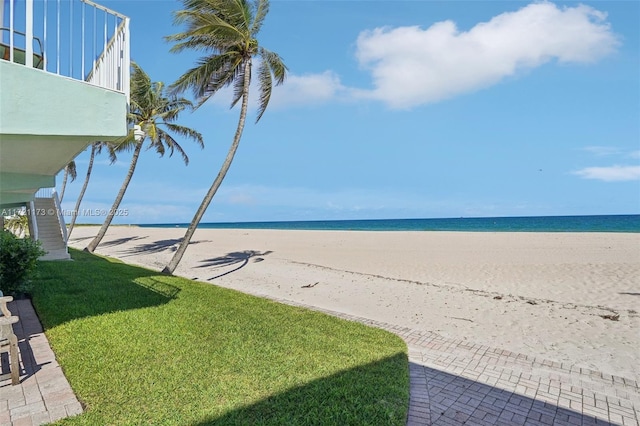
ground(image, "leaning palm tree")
xmin=162 ymin=0 xmax=286 ymax=274
xmin=85 ymin=63 xmax=204 ymax=253
xmin=67 ymin=141 xmax=112 ymax=238
xmin=58 ymin=161 xmax=77 ymax=203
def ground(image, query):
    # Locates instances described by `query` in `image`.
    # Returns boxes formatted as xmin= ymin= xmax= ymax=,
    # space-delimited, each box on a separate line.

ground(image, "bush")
xmin=0 ymin=230 xmax=45 ymax=296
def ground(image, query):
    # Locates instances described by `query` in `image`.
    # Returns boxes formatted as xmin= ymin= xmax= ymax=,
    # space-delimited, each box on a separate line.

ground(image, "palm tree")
xmin=162 ymin=0 xmax=286 ymax=274
xmin=59 ymin=161 xmax=77 ymax=203
xmin=67 ymin=142 xmax=112 ymax=238
xmin=85 ymin=63 xmax=204 ymax=253
xmin=4 ymin=213 xmax=29 ymax=237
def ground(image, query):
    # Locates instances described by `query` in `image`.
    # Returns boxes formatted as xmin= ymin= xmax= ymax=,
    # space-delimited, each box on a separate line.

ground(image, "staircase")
xmin=33 ymin=198 xmax=70 ymax=261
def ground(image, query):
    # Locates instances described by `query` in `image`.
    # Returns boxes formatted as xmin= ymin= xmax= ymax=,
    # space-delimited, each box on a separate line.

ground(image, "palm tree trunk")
xmin=85 ymin=139 xmax=144 ymax=253
xmin=59 ymin=170 xmax=69 ymax=203
xmin=68 ymin=144 xmax=96 ymax=238
xmin=162 ymin=60 xmax=252 ymax=275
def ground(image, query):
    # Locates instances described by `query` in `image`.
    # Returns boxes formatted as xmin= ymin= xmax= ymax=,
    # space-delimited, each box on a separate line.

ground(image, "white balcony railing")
xmin=0 ymin=0 xmax=130 ymax=101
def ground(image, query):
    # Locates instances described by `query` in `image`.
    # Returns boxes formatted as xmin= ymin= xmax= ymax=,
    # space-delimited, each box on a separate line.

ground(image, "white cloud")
xmin=354 ymin=2 xmax=619 ymax=108
xmin=205 ymin=70 xmax=345 ymax=111
xmin=628 ymin=151 xmax=640 ymax=159
xmin=573 ymin=165 xmax=640 ymax=182
xmin=268 ymin=71 xmax=346 ymax=108
xmin=583 ymin=146 xmax=623 ymax=157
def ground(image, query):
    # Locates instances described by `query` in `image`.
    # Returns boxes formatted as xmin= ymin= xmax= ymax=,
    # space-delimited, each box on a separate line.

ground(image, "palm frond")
xmin=157 ymin=129 xmax=190 ymax=165
xmin=164 ymin=123 xmax=205 ymax=149
xmin=170 ymin=51 xmax=241 ymax=101
xmin=250 ymin=0 xmax=269 ymax=36
xmin=130 ymin=62 xmax=153 ymax=111
xmin=236 ymin=0 xmax=253 ymax=33
xmin=66 ymin=161 xmax=78 ymax=181
xmin=255 ymin=59 xmax=272 ymax=123
xmin=259 ymin=47 xmax=286 ymax=85
xmin=167 ymin=3 xmax=248 ymax=52
xmin=255 ymin=47 xmax=287 ymax=122
xmin=108 ymin=131 xmax=138 ymax=164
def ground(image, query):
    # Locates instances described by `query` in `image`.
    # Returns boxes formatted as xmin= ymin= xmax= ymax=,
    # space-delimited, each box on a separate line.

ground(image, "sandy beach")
xmin=67 ymin=226 xmax=640 ymax=381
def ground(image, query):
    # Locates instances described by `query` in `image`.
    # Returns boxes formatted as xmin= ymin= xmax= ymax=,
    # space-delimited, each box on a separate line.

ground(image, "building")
xmin=0 ymin=0 xmax=130 ymax=259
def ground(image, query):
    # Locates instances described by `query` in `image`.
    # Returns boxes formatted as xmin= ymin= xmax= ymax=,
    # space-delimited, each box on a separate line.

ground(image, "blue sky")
xmin=57 ymin=0 xmax=640 ymax=224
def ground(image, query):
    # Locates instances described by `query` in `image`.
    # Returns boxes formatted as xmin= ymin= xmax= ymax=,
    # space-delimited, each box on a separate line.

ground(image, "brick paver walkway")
xmin=0 ymin=300 xmax=82 ymax=425
xmin=263 ymin=296 xmax=639 ymax=426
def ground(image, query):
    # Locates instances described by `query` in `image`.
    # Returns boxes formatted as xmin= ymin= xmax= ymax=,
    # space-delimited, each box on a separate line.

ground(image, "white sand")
xmin=67 ymin=226 xmax=640 ymax=381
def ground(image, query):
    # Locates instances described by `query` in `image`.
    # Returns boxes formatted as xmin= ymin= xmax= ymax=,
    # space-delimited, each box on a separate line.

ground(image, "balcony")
xmin=0 ymin=0 xmax=129 ymax=98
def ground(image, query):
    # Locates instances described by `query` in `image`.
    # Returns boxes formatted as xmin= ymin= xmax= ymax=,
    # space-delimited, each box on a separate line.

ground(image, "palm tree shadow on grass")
xmin=197 ymin=250 xmax=273 ymax=280
xmin=32 ymin=249 xmax=180 ymax=328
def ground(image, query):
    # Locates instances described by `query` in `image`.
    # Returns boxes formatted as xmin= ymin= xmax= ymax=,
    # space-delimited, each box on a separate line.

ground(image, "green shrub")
xmin=0 ymin=230 xmax=45 ymax=295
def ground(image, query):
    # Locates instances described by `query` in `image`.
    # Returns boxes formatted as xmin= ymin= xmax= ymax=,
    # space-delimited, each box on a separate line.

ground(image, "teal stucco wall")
xmin=0 ymin=60 xmax=127 ymax=138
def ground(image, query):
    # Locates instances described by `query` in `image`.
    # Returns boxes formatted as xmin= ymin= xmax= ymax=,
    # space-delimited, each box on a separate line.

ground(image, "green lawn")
xmin=33 ymin=249 xmax=409 ymax=425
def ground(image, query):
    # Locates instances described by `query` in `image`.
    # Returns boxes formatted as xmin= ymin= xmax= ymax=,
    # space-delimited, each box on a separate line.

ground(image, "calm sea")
xmin=140 ymin=214 xmax=640 ymax=233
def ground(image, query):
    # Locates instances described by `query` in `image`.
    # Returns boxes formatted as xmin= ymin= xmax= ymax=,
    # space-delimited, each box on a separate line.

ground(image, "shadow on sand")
xmin=197 ymin=250 xmax=273 ymax=280
xmin=98 ymin=235 xmax=147 ymax=248
xmin=116 ymin=239 xmax=210 ymax=257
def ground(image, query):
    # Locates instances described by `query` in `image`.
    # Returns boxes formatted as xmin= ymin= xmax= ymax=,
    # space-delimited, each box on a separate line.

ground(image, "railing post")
xmin=123 ymin=17 xmax=130 ymax=103
xmin=51 ymin=189 xmax=68 ymax=245
xmin=43 ymin=0 xmax=48 ymax=70
xmin=25 ymin=0 xmax=33 ymax=68
xmin=9 ymin=0 xmax=14 ymax=62
xmin=29 ymin=201 xmax=39 ymax=242
xmin=56 ymin=0 xmax=60 ymax=74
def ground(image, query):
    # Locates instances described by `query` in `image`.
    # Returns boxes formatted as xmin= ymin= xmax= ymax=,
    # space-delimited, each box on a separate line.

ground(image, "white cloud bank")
xmin=354 ymin=2 xmax=619 ymax=108
xmin=573 ymin=165 xmax=640 ymax=182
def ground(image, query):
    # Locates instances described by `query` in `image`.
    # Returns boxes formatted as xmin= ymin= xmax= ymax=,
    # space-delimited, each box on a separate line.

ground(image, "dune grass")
xmin=32 ymin=249 xmax=408 ymax=425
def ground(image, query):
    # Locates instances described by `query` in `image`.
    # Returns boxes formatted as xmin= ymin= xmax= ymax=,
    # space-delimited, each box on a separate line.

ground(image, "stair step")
xmin=40 ymin=249 xmax=71 ymax=261
xmin=38 ymin=232 xmax=63 ymax=238
xmin=40 ymin=244 xmax=65 ymax=250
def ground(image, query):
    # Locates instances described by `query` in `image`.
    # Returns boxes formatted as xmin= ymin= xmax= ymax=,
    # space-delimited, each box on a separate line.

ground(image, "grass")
xmin=33 ymin=249 xmax=409 ymax=425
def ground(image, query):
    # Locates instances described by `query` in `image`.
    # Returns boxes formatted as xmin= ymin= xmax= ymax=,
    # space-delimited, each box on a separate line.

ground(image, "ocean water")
xmin=140 ymin=214 xmax=640 ymax=233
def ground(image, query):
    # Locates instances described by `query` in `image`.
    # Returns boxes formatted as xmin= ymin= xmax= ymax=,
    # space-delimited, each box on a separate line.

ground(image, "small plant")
xmin=0 ymin=230 xmax=45 ymax=296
